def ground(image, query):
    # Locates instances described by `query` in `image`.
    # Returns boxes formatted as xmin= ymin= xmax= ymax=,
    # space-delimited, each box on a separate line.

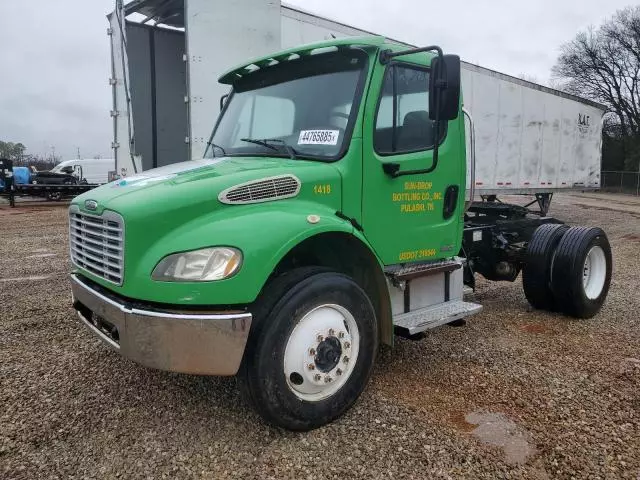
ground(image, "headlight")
xmin=151 ymin=247 xmax=242 ymax=282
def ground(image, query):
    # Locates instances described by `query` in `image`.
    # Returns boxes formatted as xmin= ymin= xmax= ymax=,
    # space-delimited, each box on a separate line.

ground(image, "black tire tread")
xmin=523 ymin=223 xmax=569 ymax=311
xmin=236 ymin=266 xmax=331 ymax=412
xmin=238 ymin=269 xmax=377 ymax=431
xmin=551 ymin=226 xmax=612 ymax=318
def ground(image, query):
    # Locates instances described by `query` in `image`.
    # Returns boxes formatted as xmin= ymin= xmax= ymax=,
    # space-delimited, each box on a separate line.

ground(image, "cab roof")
xmin=218 ymin=35 xmax=389 ymax=85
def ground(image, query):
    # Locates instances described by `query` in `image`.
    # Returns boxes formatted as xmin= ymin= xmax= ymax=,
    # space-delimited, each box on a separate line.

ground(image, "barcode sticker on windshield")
xmin=298 ymin=130 xmax=340 ymax=145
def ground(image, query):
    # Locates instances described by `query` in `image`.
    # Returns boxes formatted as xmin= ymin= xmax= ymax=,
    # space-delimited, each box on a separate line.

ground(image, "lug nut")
xmin=343 ymin=356 xmax=349 ymax=364
xmin=314 ymin=374 xmax=322 ymax=381
xmin=344 ymin=341 xmax=351 ymax=349
xmin=309 ymin=348 xmax=316 ymax=356
xmin=324 ymin=376 xmax=332 ymax=383
xmin=336 ymin=368 xmax=343 ymax=376
xmin=338 ymin=331 xmax=345 ymax=339
xmin=316 ymin=334 xmax=324 ymax=342
xmin=328 ymin=328 xmax=335 ymax=336
xmin=308 ymin=364 xmax=315 ymax=370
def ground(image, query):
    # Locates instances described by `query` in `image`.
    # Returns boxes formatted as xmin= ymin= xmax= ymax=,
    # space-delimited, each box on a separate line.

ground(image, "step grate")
xmin=393 ymin=300 xmax=482 ymax=335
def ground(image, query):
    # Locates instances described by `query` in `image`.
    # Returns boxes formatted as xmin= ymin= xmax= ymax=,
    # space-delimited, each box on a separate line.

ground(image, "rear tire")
xmin=237 ymin=269 xmax=377 ymax=431
xmin=551 ymin=226 xmax=612 ymax=318
xmin=523 ymin=223 xmax=569 ymax=311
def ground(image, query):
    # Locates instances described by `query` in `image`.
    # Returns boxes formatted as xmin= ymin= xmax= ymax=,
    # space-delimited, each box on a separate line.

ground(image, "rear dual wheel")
xmin=523 ymin=225 xmax=612 ymax=318
xmin=551 ymin=226 xmax=612 ymax=318
xmin=237 ymin=268 xmax=377 ymax=431
xmin=523 ymin=224 xmax=569 ymax=311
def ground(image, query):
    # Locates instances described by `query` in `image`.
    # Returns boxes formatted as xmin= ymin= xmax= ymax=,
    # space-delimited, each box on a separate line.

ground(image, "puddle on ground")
xmin=26 ymin=253 xmax=56 ymax=259
xmin=449 ymin=412 xmax=476 ymax=432
xmin=0 ymin=275 xmax=52 ymax=283
xmin=465 ymin=411 xmax=537 ymax=465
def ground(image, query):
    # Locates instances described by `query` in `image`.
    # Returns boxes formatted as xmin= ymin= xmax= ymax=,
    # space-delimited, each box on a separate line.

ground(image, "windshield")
xmin=205 ymin=50 xmax=368 ymax=161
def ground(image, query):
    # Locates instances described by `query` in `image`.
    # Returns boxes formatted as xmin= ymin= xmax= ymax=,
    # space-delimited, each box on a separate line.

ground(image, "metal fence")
xmin=601 ymin=171 xmax=640 ymax=195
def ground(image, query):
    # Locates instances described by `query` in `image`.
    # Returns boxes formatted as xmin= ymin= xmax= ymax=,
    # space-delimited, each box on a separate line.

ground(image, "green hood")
xmin=74 ymin=156 xmax=341 ymax=218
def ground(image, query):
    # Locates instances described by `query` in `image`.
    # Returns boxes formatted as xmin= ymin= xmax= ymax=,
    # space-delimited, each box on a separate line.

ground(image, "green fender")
xmin=122 ymin=200 xmax=381 ymax=307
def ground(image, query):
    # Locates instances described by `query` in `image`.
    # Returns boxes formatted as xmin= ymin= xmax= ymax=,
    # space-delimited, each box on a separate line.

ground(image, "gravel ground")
xmin=1 ymin=193 xmax=639 ymax=479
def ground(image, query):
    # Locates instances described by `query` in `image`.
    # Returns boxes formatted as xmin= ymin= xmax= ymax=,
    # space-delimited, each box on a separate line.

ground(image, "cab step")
xmin=385 ymin=258 xmax=462 ymax=284
xmin=393 ymin=300 xmax=482 ymax=335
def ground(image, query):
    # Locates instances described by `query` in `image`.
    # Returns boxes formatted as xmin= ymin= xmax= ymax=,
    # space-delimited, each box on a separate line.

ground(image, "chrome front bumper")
xmin=70 ymin=274 xmax=252 ymax=375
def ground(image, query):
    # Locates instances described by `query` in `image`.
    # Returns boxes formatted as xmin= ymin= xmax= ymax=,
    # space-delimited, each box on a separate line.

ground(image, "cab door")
xmin=361 ymin=59 xmax=465 ymax=266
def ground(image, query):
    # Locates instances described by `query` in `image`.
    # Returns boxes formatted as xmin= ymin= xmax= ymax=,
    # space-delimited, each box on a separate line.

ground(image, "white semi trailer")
xmin=108 ymin=0 xmax=605 ymax=200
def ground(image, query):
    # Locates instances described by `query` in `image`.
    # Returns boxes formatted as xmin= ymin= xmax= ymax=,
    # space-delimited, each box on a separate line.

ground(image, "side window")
xmin=374 ymin=65 xmax=437 ymax=154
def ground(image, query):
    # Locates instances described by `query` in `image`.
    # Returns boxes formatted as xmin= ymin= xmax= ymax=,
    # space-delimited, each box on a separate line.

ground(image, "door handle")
xmin=443 ymin=185 xmax=459 ymax=219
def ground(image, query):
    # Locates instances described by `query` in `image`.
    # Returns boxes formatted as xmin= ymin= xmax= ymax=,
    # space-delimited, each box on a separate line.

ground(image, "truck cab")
xmin=69 ymin=37 xmax=612 ymax=431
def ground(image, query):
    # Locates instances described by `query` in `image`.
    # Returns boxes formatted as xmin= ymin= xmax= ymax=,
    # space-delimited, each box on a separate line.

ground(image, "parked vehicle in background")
xmin=32 ymin=158 xmax=115 ymax=186
xmin=0 ymin=158 xmax=100 ymax=206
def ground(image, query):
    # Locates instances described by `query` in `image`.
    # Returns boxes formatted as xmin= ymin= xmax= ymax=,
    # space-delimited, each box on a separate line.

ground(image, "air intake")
xmin=218 ymin=175 xmax=301 ymax=205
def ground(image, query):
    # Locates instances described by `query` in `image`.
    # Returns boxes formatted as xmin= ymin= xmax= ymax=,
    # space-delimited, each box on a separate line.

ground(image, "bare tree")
xmin=0 ymin=141 xmax=26 ymax=161
xmin=552 ymin=6 xmax=640 ymax=170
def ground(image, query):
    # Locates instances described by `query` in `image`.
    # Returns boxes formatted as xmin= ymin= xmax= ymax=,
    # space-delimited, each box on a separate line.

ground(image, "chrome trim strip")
xmin=462 ymin=106 xmax=476 ymax=212
xmin=71 ymin=274 xmax=251 ymax=321
xmin=71 ymin=248 xmax=122 ymax=270
xmin=70 ymin=223 xmax=122 ymax=241
xmin=70 ymin=232 xmax=123 ymax=251
xmin=71 ymin=216 xmax=123 ymax=233
xmin=69 ymin=238 xmax=122 ymax=259
xmin=76 ymin=310 xmax=120 ymax=350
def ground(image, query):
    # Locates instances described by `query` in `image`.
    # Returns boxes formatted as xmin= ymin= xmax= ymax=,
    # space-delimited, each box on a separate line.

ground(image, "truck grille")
xmin=69 ymin=206 xmax=124 ymax=285
xmin=218 ymin=175 xmax=301 ymax=204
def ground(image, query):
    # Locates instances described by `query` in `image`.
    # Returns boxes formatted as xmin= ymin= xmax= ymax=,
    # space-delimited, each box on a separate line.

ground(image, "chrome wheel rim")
xmin=283 ymin=304 xmax=359 ymax=402
xmin=582 ymin=246 xmax=607 ymax=300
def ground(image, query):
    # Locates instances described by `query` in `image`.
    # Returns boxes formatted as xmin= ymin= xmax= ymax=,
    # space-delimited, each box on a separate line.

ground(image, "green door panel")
xmin=361 ymin=58 xmax=466 ymax=265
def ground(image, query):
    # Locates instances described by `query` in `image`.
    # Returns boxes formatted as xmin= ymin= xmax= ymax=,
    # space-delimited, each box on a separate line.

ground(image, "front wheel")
xmin=237 ymin=269 xmax=378 ymax=431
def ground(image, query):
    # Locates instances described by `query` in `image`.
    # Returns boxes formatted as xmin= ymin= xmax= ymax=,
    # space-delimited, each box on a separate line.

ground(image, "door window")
xmin=374 ymin=65 xmax=441 ymax=155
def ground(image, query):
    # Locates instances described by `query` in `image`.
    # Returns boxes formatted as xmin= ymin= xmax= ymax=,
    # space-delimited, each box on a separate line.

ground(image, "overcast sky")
xmin=0 ymin=0 xmax=632 ymax=160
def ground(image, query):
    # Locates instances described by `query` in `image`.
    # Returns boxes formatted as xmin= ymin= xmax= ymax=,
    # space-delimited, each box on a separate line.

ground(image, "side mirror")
xmin=220 ymin=93 xmax=229 ymax=111
xmin=429 ymin=54 xmax=461 ymax=121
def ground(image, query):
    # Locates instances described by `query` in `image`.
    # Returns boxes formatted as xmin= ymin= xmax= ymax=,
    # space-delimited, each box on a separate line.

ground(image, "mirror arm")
xmin=379 ymin=45 xmax=443 ymax=64
xmin=219 ymin=94 xmax=229 ymax=111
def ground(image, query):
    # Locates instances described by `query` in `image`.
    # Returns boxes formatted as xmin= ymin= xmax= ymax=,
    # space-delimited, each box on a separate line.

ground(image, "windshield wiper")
xmin=206 ymin=141 xmax=226 ymax=157
xmin=240 ymin=138 xmax=298 ymax=160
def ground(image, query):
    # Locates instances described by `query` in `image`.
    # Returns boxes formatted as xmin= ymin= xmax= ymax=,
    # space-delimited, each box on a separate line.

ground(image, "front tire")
xmin=551 ymin=226 xmax=612 ymax=318
xmin=237 ymin=269 xmax=378 ymax=431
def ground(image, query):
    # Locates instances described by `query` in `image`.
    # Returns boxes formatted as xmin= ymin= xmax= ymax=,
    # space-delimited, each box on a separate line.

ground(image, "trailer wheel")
xmin=551 ymin=227 xmax=612 ymax=318
xmin=522 ymin=223 xmax=569 ymax=311
xmin=237 ymin=268 xmax=377 ymax=431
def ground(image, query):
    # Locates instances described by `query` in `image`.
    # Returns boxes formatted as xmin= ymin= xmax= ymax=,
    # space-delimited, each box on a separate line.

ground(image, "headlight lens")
xmin=151 ymin=247 xmax=242 ymax=282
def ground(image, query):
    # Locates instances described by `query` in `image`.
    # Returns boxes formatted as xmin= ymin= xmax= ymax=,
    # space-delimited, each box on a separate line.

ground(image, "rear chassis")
xmin=462 ymin=195 xmax=562 ymax=287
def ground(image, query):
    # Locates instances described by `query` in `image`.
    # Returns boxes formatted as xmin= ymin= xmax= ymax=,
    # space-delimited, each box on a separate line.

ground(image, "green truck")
xmin=69 ymin=36 xmax=612 ymax=430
